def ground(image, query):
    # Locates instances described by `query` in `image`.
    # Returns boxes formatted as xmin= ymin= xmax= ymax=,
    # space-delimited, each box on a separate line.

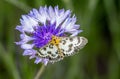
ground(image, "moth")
xmin=37 ymin=36 xmax=88 ymax=63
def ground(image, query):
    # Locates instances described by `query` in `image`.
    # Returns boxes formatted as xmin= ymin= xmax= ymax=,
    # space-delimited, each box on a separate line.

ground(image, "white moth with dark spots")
xmin=37 ymin=36 xmax=88 ymax=63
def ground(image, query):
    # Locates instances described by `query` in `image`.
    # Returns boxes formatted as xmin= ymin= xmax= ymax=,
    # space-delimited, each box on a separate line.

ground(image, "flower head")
xmin=16 ymin=6 xmax=82 ymax=65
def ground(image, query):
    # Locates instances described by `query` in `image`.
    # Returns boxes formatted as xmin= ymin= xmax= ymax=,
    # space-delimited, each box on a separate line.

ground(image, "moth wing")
xmin=59 ymin=36 xmax=88 ymax=57
xmin=37 ymin=36 xmax=88 ymax=63
xmin=38 ymin=43 xmax=63 ymax=63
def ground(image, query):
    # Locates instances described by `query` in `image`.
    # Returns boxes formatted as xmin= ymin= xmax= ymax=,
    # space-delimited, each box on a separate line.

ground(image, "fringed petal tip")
xmin=21 ymin=44 xmax=34 ymax=49
xmin=34 ymin=57 xmax=49 ymax=65
xmin=23 ymin=49 xmax=36 ymax=56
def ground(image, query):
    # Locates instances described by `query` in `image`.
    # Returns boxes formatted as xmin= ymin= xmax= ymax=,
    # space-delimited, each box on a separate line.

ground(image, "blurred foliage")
xmin=0 ymin=0 xmax=120 ymax=79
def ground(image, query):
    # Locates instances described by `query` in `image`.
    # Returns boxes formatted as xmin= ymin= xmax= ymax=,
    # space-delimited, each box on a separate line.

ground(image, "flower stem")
xmin=34 ymin=65 xmax=45 ymax=79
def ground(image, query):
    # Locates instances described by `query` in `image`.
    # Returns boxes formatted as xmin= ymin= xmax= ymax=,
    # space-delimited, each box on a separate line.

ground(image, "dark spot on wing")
xmin=67 ymin=44 xmax=73 ymax=52
xmin=74 ymin=47 xmax=78 ymax=52
xmin=43 ymin=47 xmax=46 ymax=51
xmin=70 ymin=37 xmax=73 ymax=42
xmin=38 ymin=50 xmax=44 ymax=55
xmin=62 ymin=40 xmax=66 ymax=45
xmin=77 ymin=37 xmax=80 ymax=45
xmin=55 ymin=51 xmax=58 ymax=54
xmin=51 ymin=54 xmax=56 ymax=57
xmin=37 ymin=50 xmax=48 ymax=57
xmin=47 ymin=51 xmax=51 ymax=54
xmin=61 ymin=49 xmax=65 ymax=52
xmin=69 ymin=44 xmax=73 ymax=47
xmin=66 ymin=38 xmax=68 ymax=40
xmin=49 ymin=44 xmax=53 ymax=49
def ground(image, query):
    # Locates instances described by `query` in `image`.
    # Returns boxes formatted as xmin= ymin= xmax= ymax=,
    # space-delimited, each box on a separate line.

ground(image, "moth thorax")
xmin=50 ymin=36 xmax=61 ymax=46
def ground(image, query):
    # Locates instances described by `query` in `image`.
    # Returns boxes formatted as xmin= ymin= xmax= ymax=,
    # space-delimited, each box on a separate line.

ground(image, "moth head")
xmin=50 ymin=36 xmax=61 ymax=46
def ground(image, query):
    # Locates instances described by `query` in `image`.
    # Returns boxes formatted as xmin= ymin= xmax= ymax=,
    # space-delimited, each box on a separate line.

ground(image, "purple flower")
xmin=15 ymin=6 xmax=82 ymax=65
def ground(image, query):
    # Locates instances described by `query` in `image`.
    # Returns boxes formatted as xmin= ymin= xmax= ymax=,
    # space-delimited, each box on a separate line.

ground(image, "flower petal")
xmin=34 ymin=57 xmax=42 ymax=64
xmin=43 ymin=59 xmax=49 ymax=65
xmin=23 ymin=49 xmax=36 ymax=56
xmin=15 ymin=25 xmax=23 ymax=32
xmin=20 ymin=34 xmax=34 ymax=43
xmin=21 ymin=44 xmax=34 ymax=49
xmin=20 ymin=15 xmax=38 ymax=32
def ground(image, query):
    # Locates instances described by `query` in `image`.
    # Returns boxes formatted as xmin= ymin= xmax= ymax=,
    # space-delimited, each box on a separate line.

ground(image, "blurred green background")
xmin=0 ymin=0 xmax=120 ymax=79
